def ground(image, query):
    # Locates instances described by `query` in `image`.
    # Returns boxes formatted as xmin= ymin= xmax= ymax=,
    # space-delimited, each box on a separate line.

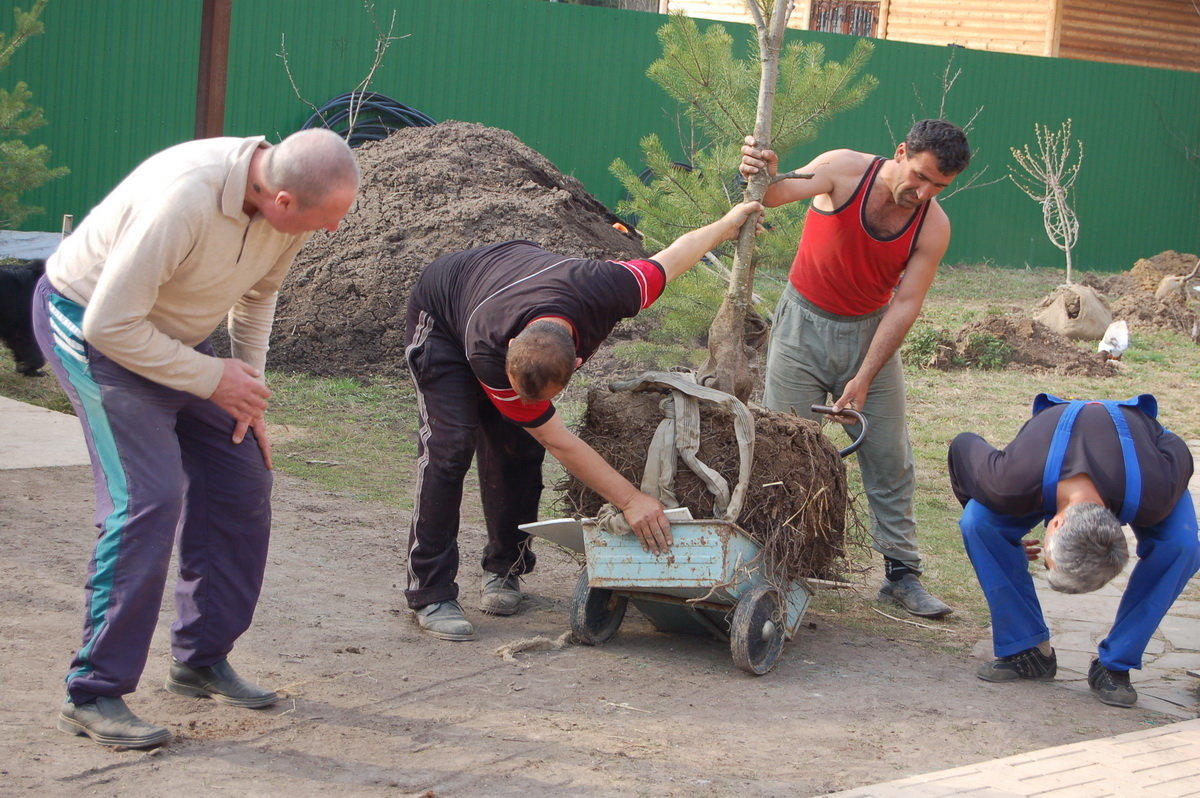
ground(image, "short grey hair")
xmin=264 ymin=128 xmax=360 ymax=208
xmin=1047 ymin=503 xmax=1129 ymax=594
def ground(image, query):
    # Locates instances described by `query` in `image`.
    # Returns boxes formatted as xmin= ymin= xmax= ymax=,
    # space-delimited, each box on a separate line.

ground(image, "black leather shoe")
xmin=57 ymin=696 xmax=171 ymax=748
xmin=165 ymin=658 xmax=278 ymax=708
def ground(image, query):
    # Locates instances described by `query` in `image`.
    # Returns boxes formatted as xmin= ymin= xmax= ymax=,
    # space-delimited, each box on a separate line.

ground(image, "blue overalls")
xmin=960 ymin=394 xmax=1199 ymax=671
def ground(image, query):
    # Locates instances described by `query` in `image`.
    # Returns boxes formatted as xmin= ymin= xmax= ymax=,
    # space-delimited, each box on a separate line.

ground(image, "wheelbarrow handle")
xmin=810 ymin=404 xmax=868 ymax=458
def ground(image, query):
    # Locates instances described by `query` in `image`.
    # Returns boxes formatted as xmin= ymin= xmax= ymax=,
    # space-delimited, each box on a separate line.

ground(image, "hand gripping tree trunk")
xmin=698 ymin=0 xmax=794 ymax=401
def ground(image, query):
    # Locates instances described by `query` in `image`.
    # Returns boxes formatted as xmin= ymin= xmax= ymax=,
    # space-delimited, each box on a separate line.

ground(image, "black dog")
xmin=0 ymin=258 xmax=47 ymax=376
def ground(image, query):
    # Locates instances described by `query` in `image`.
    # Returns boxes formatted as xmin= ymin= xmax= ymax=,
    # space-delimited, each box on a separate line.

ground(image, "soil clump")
xmin=933 ymin=315 xmax=1116 ymax=377
xmin=1080 ymin=250 xmax=1199 ymax=339
xmin=559 ymin=387 xmax=852 ymax=581
xmin=269 ymin=121 xmax=646 ymax=378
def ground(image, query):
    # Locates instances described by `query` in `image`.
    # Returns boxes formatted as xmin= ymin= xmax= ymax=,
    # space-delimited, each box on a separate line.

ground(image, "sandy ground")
xmin=0 ymin=465 xmax=1174 ymax=797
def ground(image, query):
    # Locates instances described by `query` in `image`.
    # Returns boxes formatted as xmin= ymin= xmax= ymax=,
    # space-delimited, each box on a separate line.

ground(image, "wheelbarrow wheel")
xmin=730 ymin=584 xmax=785 ymax=675
xmin=569 ymin=570 xmax=627 ymax=645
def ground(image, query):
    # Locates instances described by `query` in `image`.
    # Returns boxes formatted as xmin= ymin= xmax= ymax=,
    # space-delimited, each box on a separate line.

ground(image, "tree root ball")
xmin=557 ymin=388 xmax=850 ymax=581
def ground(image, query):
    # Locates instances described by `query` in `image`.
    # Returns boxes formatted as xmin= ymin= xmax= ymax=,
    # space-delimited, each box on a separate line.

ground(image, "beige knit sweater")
xmin=47 ymin=136 xmax=310 ymax=398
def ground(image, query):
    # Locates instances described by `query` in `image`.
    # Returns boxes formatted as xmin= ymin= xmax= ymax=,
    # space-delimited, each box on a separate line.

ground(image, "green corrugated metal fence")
xmin=9 ymin=0 xmax=200 ymax=227
xmin=7 ymin=0 xmax=1199 ymax=270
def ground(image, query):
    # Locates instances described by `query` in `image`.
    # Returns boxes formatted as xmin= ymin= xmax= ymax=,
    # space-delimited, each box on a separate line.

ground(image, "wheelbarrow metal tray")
xmin=583 ymin=520 xmax=758 ymax=592
xmin=582 ymin=519 xmax=813 ymax=639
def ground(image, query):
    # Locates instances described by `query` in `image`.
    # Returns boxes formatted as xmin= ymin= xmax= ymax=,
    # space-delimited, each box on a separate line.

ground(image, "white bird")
xmin=1098 ymin=319 xmax=1129 ymax=360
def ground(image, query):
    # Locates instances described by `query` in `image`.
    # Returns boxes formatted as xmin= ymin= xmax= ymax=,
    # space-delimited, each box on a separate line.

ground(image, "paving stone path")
xmin=830 ymin=441 xmax=1200 ymax=796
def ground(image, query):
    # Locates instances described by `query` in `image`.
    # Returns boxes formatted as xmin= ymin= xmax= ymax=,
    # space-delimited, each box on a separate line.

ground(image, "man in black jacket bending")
xmin=403 ymin=202 xmax=761 ymax=640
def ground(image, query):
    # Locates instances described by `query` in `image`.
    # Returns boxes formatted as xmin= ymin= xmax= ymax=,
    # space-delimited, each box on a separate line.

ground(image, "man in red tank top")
xmin=741 ymin=120 xmax=970 ymax=618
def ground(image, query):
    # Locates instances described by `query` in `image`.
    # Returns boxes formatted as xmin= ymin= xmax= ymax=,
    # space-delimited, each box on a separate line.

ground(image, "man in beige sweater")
xmin=33 ymin=128 xmax=359 ymax=748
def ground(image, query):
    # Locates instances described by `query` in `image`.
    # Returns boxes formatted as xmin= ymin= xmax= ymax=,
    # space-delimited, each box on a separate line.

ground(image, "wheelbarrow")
xmin=526 ymin=382 xmax=866 ymax=676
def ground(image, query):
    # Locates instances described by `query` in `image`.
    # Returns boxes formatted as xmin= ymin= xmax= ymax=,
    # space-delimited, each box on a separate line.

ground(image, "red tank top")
xmin=789 ymin=156 xmax=929 ymax=316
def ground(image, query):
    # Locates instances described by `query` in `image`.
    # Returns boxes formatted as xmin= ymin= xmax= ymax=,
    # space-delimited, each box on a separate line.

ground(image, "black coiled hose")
xmin=301 ymin=91 xmax=438 ymax=148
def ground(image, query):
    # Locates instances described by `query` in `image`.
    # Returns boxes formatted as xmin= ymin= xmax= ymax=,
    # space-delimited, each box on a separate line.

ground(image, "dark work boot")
xmin=977 ymin=646 xmax=1058 ymax=682
xmin=1088 ymin=657 xmax=1137 ymax=707
xmin=57 ymin=696 xmax=172 ymax=748
xmin=165 ymin=658 xmax=278 ymax=708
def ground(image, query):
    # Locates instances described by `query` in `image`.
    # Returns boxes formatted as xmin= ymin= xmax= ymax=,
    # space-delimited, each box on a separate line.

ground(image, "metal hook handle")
xmin=810 ymin=405 xmax=868 ymax=458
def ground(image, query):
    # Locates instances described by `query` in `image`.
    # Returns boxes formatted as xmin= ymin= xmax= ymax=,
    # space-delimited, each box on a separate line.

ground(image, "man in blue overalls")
xmin=949 ymin=394 xmax=1199 ymax=707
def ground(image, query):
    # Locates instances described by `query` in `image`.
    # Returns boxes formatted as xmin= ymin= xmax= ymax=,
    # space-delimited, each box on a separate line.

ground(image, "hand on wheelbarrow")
xmin=619 ymin=491 xmax=674 ymax=555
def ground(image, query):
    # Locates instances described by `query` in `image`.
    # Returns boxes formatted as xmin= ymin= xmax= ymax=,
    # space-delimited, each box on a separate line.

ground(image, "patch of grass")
xmin=611 ymin=340 xmax=706 ymax=372
xmin=0 ymin=365 xmax=422 ymax=506
xmin=0 ymin=370 xmax=73 ymax=414
xmin=901 ymin=325 xmax=952 ymax=368
xmin=1123 ymin=349 xmax=1168 ymax=366
xmin=961 ymin=331 xmax=1013 ymax=370
xmin=265 ymin=372 xmax=419 ymax=506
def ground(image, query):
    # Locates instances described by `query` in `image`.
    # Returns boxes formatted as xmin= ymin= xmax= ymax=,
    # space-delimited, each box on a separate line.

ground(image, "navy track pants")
xmin=403 ymin=307 xmax=542 ymax=609
xmin=33 ymin=277 xmax=272 ymax=703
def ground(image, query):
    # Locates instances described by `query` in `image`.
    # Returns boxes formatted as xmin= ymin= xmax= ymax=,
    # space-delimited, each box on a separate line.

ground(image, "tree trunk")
xmin=698 ymin=0 xmax=794 ymax=401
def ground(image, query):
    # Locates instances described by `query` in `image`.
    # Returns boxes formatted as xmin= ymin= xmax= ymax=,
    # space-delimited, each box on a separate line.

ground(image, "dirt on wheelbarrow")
xmin=0 ymin=463 xmax=1167 ymax=797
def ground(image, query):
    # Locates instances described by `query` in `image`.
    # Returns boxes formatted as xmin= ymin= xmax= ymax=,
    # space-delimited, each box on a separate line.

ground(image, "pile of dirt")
xmin=269 ymin=121 xmax=647 ymax=378
xmin=1108 ymin=291 xmax=1196 ymax=339
xmin=1129 ymin=250 xmax=1196 ymax=293
xmin=558 ymin=387 xmax=852 ymax=581
xmin=1080 ymin=250 xmax=1199 ymax=338
xmin=935 ymin=315 xmax=1116 ymax=377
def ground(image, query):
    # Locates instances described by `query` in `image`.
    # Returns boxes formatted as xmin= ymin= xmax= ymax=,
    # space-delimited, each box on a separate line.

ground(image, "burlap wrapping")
xmin=1034 ymin=284 xmax=1112 ymax=341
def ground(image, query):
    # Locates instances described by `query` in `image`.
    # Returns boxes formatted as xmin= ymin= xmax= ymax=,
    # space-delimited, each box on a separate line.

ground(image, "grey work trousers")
xmin=763 ymin=284 xmax=922 ymax=571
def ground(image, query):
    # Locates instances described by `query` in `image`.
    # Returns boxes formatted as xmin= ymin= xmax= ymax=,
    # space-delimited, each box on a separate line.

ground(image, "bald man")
xmin=34 ymin=129 xmax=360 ymax=748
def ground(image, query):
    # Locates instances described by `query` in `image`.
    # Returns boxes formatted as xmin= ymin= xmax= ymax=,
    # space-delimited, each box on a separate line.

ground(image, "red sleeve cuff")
xmin=615 ymin=258 xmax=666 ymax=309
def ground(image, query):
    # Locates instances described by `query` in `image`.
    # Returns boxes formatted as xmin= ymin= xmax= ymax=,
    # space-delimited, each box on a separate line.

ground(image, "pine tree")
xmin=610 ymin=11 xmax=875 ymax=392
xmin=0 ymin=0 xmax=68 ymax=229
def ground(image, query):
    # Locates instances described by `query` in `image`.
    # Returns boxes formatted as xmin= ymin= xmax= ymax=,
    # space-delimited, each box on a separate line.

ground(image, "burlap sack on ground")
xmin=1034 ymin=284 xmax=1112 ymax=341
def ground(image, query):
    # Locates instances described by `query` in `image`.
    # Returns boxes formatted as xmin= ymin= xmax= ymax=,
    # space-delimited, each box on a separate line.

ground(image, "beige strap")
xmin=608 ymin=370 xmax=755 ymax=524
